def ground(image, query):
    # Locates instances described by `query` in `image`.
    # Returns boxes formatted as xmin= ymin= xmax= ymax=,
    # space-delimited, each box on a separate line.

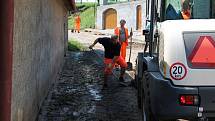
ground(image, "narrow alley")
xmin=3 ymin=0 xmax=215 ymax=121
xmin=38 ymin=50 xmax=142 ymax=121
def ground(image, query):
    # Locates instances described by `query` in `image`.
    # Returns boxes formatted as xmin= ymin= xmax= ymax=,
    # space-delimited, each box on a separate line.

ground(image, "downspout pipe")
xmin=0 ymin=0 xmax=14 ymax=121
xmin=149 ymin=0 xmax=155 ymax=57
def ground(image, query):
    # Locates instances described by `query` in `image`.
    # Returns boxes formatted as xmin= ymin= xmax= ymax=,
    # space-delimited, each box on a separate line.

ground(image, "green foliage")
xmin=107 ymin=0 xmax=128 ymax=4
xmin=76 ymin=2 xmax=96 ymax=7
xmin=68 ymin=39 xmax=85 ymax=51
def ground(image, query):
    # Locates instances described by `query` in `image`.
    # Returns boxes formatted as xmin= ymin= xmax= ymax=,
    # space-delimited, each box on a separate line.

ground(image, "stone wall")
xmin=11 ymin=0 xmax=68 ymax=121
xmin=96 ymin=0 xmax=146 ymax=30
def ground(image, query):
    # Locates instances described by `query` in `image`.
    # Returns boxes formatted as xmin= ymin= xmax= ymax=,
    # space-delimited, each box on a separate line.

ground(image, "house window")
xmin=212 ymin=0 xmax=215 ymax=18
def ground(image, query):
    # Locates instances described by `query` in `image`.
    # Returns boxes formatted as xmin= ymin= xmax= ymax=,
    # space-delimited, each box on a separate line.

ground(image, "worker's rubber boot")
xmin=102 ymin=83 xmax=108 ymax=90
xmin=119 ymin=76 xmax=125 ymax=82
xmin=119 ymin=76 xmax=129 ymax=86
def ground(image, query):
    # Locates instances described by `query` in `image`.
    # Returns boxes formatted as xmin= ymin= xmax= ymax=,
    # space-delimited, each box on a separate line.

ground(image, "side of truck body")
xmin=136 ymin=0 xmax=215 ymax=120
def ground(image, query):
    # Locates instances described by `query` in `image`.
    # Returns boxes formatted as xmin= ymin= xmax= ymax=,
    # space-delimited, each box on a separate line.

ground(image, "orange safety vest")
xmin=75 ymin=16 xmax=81 ymax=23
xmin=114 ymin=27 xmax=129 ymax=60
xmin=75 ymin=16 xmax=81 ymax=30
xmin=114 ymin=27 xmax=129 ymax=45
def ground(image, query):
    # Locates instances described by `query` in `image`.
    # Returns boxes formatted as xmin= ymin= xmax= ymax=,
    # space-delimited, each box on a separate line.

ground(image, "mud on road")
xmin=38 ymin=51 xmax=142 ymax=121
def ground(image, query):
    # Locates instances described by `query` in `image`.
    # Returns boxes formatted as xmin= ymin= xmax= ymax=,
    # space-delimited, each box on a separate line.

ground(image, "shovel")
xmin=127 ymin=28 xmax=133 ymax=71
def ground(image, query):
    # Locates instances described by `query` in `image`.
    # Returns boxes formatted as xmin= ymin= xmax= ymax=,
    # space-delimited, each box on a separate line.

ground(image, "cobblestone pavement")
xmin=37 ymin=51 xmax=142 ymax=121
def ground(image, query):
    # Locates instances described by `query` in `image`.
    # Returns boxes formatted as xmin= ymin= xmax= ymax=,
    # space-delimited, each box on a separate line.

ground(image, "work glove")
xmin=107 ymin=63 xmax=112 ymax=68
xmin=89 ymin=45 xmax=94 ymax=49
xmin=107 ymin=63 xmax=114 ymax=69
xmin=130 ymin=31 xmax=133 ymax=37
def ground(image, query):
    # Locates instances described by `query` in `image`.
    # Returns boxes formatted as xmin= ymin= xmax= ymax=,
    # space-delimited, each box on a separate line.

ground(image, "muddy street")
xmin=38 ymin=51 xmax=142 ymax=121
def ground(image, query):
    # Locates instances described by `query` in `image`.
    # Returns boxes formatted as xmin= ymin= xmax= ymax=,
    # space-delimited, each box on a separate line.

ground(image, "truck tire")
xmin=137 ymin=75 xmax=142 ymax=109
xmin=141 ymin=71 xmax=157 ymax=121
xmin=142 ymin=71 xmax=175 ymax=121
xmin=135 ymin=74 xmax=139 ymax=89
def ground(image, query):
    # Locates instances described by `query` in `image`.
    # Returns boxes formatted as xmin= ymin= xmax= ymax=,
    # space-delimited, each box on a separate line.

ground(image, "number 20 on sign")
xmin=170 ymin=63 xmax=187 ymax=80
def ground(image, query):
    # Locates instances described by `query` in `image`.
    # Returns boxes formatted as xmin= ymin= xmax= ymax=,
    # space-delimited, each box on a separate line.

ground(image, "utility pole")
xmin=97 ymin=0 xmax=100 ymax=6
xmin=94 ymin=0 xmax=97 ymax=28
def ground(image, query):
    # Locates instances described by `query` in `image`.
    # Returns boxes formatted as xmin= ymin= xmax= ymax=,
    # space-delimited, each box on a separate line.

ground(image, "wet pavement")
xmin=37 ymin=51 xmax=142 ymax=121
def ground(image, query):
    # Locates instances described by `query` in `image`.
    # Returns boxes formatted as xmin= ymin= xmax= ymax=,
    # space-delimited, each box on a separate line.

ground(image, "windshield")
xmin=164 ymin=0 xmax=215 ymax=20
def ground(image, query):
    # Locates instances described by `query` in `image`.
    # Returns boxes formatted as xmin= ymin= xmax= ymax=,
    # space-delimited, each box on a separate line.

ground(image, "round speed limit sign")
xmin=170 ymin=63 xmax=187 ymax=80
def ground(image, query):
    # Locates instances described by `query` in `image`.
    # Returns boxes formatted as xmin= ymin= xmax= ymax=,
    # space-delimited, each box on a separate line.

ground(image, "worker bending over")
xmin=89 ymin=35 xmax=128 ymax=88
xmin=114 ymin=19 xmax=133 ymax=60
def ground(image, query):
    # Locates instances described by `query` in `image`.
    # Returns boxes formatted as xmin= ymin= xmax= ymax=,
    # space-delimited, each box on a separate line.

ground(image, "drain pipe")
xmin=0 ymin=0 xmax=14 ymax=121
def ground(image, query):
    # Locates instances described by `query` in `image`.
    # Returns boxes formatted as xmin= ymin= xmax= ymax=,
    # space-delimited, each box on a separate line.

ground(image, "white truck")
xmin=135 ymin=0 xmax=215 ymax=120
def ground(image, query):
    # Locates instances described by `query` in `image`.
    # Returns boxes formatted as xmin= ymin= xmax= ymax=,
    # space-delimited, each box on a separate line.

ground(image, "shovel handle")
xmin=90 ymin=48 xmax=103 ymax=61
xmin=128 ymin=28 xmax=133 ymax=62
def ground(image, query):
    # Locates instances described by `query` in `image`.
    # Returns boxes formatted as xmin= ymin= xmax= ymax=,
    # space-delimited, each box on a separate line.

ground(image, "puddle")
xmin=87 ymin=85 xmax=102 ymax=101
xmin=74 ymin=52 xmax=83 ymax=60
xmin=65 ymin=86 xmax=77 ymax=93
xmin=88 ymin=105 xmax=96 ymax=113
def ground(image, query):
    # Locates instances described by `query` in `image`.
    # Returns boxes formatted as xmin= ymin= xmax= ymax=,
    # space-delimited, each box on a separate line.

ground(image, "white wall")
xmin=96 ymin=0 xmax=146 ymax=30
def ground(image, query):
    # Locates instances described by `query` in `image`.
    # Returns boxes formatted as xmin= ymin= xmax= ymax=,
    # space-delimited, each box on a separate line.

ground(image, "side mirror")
xmin=143 ymin=29 xmax=149 ymax=35
xmin=157 ymin=17 xmax=161 ymax=22
xmin=155 ymin=12 xmax=161 ymax=22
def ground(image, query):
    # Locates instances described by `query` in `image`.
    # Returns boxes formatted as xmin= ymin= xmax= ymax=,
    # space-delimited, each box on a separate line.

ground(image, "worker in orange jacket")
xmin=75 ymin=15 xmax=81 ymax=33
xmin=114 ymin=19 xmax=133 ymax=60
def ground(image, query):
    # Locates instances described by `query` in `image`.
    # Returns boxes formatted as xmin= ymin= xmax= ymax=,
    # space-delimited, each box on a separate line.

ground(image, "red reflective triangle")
xmin=188 ymin=36 xmax=215 ymax=68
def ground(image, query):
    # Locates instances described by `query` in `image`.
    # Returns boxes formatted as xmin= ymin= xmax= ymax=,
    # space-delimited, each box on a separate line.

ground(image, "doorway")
xmin=136 ymin=5 xmax=142 ymax=30
xmin=103 ymin=8 xmax=117 ymax=29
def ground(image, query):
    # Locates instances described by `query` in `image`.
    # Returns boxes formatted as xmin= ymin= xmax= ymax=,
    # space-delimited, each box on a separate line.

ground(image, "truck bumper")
xmin=148 ymin=72 xmax=199 ymax=120
xmin=199 ymin=87 xmax=215 ymax=118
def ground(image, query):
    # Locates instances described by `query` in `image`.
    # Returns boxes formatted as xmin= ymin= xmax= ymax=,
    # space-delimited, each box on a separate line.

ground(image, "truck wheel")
xmin=141 ymin=71 xmax=156 ymax=121
xmin=134 ymin=74 xmax=138 ymax=89
xmin=137 ymin=76 xmax=142 ymax=109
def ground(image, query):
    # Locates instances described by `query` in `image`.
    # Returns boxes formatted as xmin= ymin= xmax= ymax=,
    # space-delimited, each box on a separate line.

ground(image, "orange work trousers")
xmin=75 ymin=23 xmax=80 ymax=32
xmin=120 ymin=42 xmax=127 ymax=60
xmin=104 ymin=56 xmax=127 ymax=75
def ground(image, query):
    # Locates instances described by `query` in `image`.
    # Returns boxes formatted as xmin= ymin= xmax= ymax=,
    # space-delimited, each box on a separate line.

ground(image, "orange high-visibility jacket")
xmin=114 ymin=27 xmax=129 ymax=59
xmin=75 ymin=16 xmax=81 ymax=23
xmin=75 ymin=16 xmax=81 ymax=30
